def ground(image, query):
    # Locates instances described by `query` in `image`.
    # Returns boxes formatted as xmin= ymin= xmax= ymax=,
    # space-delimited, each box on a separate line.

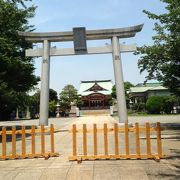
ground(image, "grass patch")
xmin=112 ymin=111 xmax=180 ymax=117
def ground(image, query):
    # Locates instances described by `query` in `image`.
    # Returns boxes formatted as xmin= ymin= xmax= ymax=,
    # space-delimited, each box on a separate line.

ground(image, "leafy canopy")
xmin=0 ymin=0 xmax=38 ymax=119
xmin=137 ymin=0 xmax=180 ymax=95
xmin=111 ymin=81 xmax=134 ymax=99
xmin=59 ymin=85 xmax=82 ymax=110
xmin=29 ymin=88 xmax=58 ymax=115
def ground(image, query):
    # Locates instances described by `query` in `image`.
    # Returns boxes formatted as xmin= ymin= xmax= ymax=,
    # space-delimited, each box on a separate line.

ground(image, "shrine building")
xmin=78 ymin=80 xmax=113 ymax=110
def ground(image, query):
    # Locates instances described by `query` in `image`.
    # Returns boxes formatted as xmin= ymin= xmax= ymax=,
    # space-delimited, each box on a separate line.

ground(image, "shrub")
xmin=132 ymin=102 xmax=146 ymax=112
xmin=162 ymin=96 xmax=175 ymax=114
xmin=146 ymin=96 xmax=164 ymax=114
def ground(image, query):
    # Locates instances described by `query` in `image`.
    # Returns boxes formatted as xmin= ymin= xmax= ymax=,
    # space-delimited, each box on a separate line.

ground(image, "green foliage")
xmin=29 ymin=88 xmax=58 ymax=116
xmin=146 ymin=95 xmax=176 ymax=114
xmin=132 ymin=102 xmax=146 ymax=112
xmin=49 ymin=100 xmax=57 ymax=117
xmin=49 ymin=89 xmax=58 ymax=102
xmin=48 ymin=89 xmax=58 ymax=117
xmin=111 ymin=81 xmax=134 ymax=99
xmin=59 ymin=85 xmax=82 ymax=110
xmin=124 ymin=81 xmax=134 ymax=90
xmin=137 ymin=0 xmax=180 ymax=95
xmin=111 ymin=81 xmax=134 ymax=108
xmin=162 ymin=96 xmax=175 ymax=114
xmin=146 ymin=96 xmax=164 ymax=114
xmin=0 ymin=0 xmax=39 ymax=120
xmin=111 ymin=85 xmax=116 ymax=99
xmin=29 ymin=90 xmax=40 ymax=117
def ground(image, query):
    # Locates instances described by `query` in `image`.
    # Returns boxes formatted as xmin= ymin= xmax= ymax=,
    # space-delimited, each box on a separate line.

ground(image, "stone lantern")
xmin=56 ymin=103 xmax=60 ymax=118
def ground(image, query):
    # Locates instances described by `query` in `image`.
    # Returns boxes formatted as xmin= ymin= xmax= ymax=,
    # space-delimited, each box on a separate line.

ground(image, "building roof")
xmin=129 ymin=83 xmax=168 ymax=93
xmin=79 ymin=80 xmax=113 ymax=96
xmin=129 ymin=87 xmax=151 ymax=93
xmin=135 ymin=82 xmax=162 ymax=87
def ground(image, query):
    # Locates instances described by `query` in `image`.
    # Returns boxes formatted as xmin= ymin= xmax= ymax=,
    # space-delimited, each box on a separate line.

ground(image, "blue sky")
xmin=28 ymin=0 xmax=166 ymax=94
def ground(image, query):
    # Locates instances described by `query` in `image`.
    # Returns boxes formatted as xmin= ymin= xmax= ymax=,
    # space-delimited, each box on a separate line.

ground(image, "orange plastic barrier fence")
xmin=0 ymin=124 xmax=59 ymax=160
xmin=69 ymin=122 xmax=163 ymax=161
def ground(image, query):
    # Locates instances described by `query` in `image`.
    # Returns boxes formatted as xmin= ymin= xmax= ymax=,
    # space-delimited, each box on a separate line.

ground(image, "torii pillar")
xmin=112 ymin=36 xmax=127 ymax=123
xmin=39 ymin=40 xmax=50 ymax=125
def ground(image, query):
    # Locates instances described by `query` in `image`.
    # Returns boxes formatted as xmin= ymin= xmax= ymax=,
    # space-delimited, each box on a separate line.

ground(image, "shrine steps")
xmin=80 ymin=109 xmax=110 ymax=116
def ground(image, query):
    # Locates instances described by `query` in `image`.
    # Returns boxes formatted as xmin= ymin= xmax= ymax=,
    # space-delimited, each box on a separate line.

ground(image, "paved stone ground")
xmin=0 ymin=115 xmax=179 ymax=180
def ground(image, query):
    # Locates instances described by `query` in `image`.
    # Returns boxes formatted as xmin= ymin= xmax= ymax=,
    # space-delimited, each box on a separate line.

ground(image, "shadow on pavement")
xmin=0 ymin=125 xmax=37 ymax=142
xmin=160 ymin=145 xmax=180 ymax=179
xmin=160 ymin=123 xmax=180 ymax=130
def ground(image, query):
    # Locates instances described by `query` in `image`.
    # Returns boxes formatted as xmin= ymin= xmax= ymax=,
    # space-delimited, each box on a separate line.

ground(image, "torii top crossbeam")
xmin=18 ymin=24 xmax=143 ymax=42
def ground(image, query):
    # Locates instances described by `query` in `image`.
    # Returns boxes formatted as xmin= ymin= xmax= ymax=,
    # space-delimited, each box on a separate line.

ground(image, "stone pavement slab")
xmin=66 ymin=164 xmax=94 ymax=180
xmin=0 ymin=170 xmax=19 ymax=180
xmin=39 ymin=167 xmax=70 ymax=180
xmin=13 ymin=170 xmax=42 ymax=180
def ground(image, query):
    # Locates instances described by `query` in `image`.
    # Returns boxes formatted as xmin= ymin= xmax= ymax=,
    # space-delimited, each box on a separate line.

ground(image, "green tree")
xmin=137 ymin=0 xmax=180 ymax=95
xmin=49 ymin=100 xmax=57 ymax=117
xmin=145 ymin=95 xmax=176 ymax=114
xmin=111 ymin=82 xmax=134 ymax=98
xmin=111 ymin=85 xmax=116 ymax=99
xmin=111 ymin=82 xmax=134 ymax=108
xmin=59 ymin=85 xmax=82 ymax=110
xmin=49 ymin=89 xmax=58 ymax=102
xmin=146 ymin=96 xmax=164 ymax=114
xmin=162 ymin=96 xmax=175 ymax=114
xmin=29 ymin=88 xmax=58 ymax=117
xmin=49 ymin=89 xmax=58 ymax=117
xmin=29 ymin=90 xmax=40 ymax=117
xmin=0 ymin=0 xmax=39 ymax=120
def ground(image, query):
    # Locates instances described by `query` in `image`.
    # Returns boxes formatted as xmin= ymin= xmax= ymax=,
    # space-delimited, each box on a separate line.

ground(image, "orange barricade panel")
xmin=0 ymin=124 xmax=59 ymax=160
xmin=69 ymin=122 xmax=164 ymax=161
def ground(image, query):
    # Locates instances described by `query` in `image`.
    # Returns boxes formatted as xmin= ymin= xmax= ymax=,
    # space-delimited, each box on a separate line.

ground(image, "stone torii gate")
xmin=18 ymin=24 xmax=143 ymax=125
